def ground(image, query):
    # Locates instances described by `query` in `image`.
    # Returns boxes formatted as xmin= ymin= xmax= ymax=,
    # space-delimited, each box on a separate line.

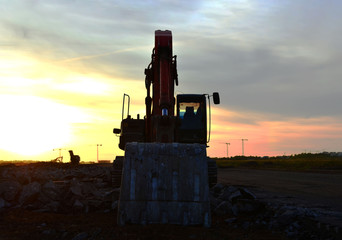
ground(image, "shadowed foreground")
xmin=0 ymin=162 xmax=341 ymax=239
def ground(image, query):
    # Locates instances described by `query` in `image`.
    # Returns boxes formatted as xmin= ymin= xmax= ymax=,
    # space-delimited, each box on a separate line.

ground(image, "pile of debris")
xmin=0 ymin=163 xmax=118 ymax=213
xmin=0 ymin=163 xmax=340 ymax=239
xmin=210 ymin=183 xmax=340 ymax=240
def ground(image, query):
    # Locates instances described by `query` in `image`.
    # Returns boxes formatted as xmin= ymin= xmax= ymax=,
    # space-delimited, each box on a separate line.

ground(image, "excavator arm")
xmin=144 ymin=30 xmax=178 ymax=142
xmin=145 ymin=30 xmax=178 ymax=117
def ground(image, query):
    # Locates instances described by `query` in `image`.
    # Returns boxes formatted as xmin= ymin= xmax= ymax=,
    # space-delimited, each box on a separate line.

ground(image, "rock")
xmin=218 ymin=186 xmax=238 ymax=201
xmin=70 ymin=178 xmax=82 ymax=196
xmin=42 ymin=229 xmax=50 ymax=235
xmin=292 ymin=221 xmax=301 ymax=230
xmin=0 ymin=197 xmax=5 ymax=208
xmin=0 ymin=180 xmax=22 ymax=202
xmin=88 ymin=199 xmax=103 ymax=210
xmin=81 ymin=182 xmax=101 ymax=198
xmin=242 ymin=221 xmax=250 ymax=230
xmin=277 ymin=209 xmax=300 ymax=227
xmin=211 ymin=183 xmax=225 ymax=196
xmin=37 ymin=192 xmax=51 ymax=204
xmin=14 ymin=168 xmax=31 ymax=184
xmin=90 ymin=227 xmax=102 ymax=239
xmin=42 ymin=180 xmax=59 ymax=200
xmin=228 ymin=189 xmax=243 ymax=203
xmin=209 ymin=192 xmax=222 ymax=210
xmin=239 ymin=187 xmax=256 ymax=200
xmin=31 ymin=171 xmax=48 ymax=182
xmin=19 ymin=182 xmax=41 ymax=205
xmin=72 ymin=232 xmax=88 ymax=240
xmin=44 ymin=201 xmax=60 ymax=212
xmin=111 ymin=200 xmax=118 ymax=211
xmin=0 ymin=165 xmax=16 ymax=179
xmin=61 ymin=231 xmax=68 ymax=239
xmin=218 ymin=186 xmax=257 ymax=203
xmin=94 ymin=177 xmax=103 ymax=184
xmin=232 ymin=204 xmax=239 ymax=216
xmin=224 ymin=217 xmax=237 ymax=224
xmin=42 ymin=229 xmax=56 ymax=235
xmin=232 ymin=199 xmax=264 ymax=216
xmin=214 ymin=201 xmax=232 ymax=216
xmin=73 ymin=199 xmax=84 ymax=210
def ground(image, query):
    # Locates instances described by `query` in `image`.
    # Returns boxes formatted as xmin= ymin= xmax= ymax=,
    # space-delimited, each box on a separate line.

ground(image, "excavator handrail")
xmin=121 ymin=93 xmax=130 ymax=120
xmin=205 ymin=94 xmax=212 ymax=144
xmin=205 ymin=92 xmax=220 ymax=144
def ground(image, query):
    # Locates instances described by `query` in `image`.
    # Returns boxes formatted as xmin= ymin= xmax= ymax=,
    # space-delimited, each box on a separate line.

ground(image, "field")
xmin=214 ymin=153 xmax=342 ymax=172
xmin=2 ymin=152 xmax=342 ymax=170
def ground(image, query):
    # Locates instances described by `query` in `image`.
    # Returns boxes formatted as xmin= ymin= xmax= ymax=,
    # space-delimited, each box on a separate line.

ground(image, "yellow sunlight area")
xmin=0 ymin=95 xmax=87 ymax=156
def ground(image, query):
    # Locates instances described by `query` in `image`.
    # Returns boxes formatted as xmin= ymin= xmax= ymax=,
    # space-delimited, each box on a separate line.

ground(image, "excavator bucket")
xmin=117 ymin=142 xmax=211 ymax=227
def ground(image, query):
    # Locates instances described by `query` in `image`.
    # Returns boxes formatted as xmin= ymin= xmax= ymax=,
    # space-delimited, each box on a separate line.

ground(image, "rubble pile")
xmin=0 ymin=163 xmax=119 ymax=213
xmin=0 ymin=163 xmax=341 ymax=239
xmin=210 ymin=183 xmax=341 ymax=240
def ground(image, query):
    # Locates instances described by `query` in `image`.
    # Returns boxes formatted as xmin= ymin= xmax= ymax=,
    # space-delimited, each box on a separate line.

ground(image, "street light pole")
xmin=225 ymin=143 xmax=230 ymax=158
xmin=97 ymin=144 xmax=102 ymax=162
xmin=53 ymin=148 xmax=65 ymax=162
xmin=241 ymin=139 xmax=248 ymax=156
xmin=53 ymin=148 xmax=65 ymax=158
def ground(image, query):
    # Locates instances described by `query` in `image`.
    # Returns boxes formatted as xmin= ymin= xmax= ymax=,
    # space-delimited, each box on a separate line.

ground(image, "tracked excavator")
xmin=113 ymin=30 xmax=220 ymax=226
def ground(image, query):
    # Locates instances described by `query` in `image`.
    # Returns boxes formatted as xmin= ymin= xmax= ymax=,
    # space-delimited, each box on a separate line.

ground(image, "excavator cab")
xmin=177 ymin=93 xmax=220 ymax=144
xmin=177 ymin=94 xmax=207 ymax=144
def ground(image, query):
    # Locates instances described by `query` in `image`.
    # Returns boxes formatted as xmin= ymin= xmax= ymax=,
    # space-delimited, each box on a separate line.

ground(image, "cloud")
xmin=176 ymin=26 xmax=342 ymax=119
xmin=1 ymin=0 xmax=342 ymax=159
xmin=209 ymin=107 xmax=342 ymax=156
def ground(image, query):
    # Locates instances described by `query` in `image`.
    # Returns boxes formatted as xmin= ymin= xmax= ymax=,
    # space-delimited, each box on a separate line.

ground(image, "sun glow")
xmin=0 ymin=95 xmax=87 ymax=156
xmin=56 ymin=76 xmax=112 ymax=95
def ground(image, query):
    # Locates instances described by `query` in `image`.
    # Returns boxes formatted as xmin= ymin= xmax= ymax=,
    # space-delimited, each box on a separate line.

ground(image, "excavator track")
xmin=112 ymin=156 xmax=124 ymax=188
xmin=207 ymin=157 xmax=218 ymax=188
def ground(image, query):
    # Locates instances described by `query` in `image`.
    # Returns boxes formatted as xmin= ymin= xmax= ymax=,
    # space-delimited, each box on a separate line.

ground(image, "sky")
xmin=1 ymin=0 xmax=342 ymax=162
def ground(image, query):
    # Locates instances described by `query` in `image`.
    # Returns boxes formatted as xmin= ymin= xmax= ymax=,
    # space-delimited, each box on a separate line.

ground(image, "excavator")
xmin=113 ymin=30 xmax=220 ymax=226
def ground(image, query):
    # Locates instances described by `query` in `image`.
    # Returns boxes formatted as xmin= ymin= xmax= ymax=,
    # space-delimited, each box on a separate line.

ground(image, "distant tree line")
xmin=214 ymin=152 xmax=342 ymax=161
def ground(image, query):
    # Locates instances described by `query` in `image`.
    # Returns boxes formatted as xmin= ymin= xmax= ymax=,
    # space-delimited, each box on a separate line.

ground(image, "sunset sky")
xmin=1 ymin=0 xmax=342 ymax=162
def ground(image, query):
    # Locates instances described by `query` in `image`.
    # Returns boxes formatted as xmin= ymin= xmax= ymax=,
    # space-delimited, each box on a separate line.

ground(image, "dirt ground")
xmin=0 ymin=208 xmax=289 ymax=240
xmin=1 ymin=165 xmax=342 ymax=239
xmin=218 ymin=168 xmax=342 ymax=227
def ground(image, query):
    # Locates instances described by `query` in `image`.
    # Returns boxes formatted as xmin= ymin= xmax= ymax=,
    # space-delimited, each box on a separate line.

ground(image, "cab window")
xmin=179 ymin=102 xmax=204 ymax=129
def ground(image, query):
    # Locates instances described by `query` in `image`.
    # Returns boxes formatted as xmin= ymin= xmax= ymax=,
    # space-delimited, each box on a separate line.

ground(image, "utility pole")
xmin=53 ymin=148 xmax=65 ymax=158
xmin=225 ymin=143 xmax=230 ymax=158
xmin=241 ymin=139 xmax=248 ymax=156
xmin=97 ymin=144 xmax=102 ymax=162
xmin=53 ymin=148 xmax=65 ymax=162
xmin=228 ymin=139 xmax=249 ymax=156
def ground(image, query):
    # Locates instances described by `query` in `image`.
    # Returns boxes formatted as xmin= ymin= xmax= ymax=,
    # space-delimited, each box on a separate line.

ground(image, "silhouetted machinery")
xmin=113 ymin=30 xmax=220 ymax=226
xmin=68 ymin=150 xmax=80 ymax=165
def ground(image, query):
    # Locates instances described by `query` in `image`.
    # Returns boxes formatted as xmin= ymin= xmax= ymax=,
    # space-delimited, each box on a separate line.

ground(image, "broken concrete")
xmin=0 ymin=180 xmax=22 ymax=202
xmin=0 ymin=163 xmax=116 ymax=214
